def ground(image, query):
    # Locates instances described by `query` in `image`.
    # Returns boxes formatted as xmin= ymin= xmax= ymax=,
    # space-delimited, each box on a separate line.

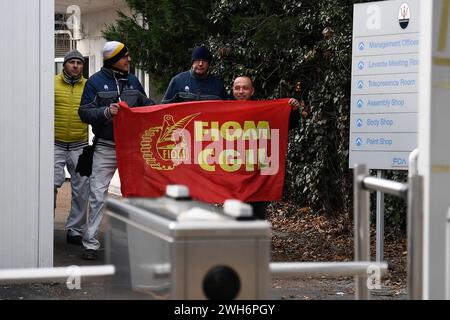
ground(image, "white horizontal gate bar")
xmin=270 ymin=262 xmax=388 ymax=277
xmin=0 ymin=265 xmax=115 ymax=284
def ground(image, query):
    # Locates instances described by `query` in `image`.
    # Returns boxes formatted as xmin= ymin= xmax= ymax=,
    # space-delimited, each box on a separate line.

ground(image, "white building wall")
xmin=419 ymin=0 xmax=450 ymax=299
xmin=76 ymin=5 xmax=131 ymax=76
xmin=0 ymin=0 xmax=54 ymax=268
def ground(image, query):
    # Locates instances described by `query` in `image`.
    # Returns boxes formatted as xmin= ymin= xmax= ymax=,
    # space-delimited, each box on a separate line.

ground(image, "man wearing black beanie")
xmin=54 ymin=49 xmax=89 ymax=246
xmin=162 ymin=45 xmax=228 ymax=103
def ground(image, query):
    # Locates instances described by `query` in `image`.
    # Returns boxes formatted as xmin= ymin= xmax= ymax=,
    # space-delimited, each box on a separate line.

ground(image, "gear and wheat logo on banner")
xmin=141 ymin=113 xmax=200 ymax=171
xmin=114 ymin=100 xmax=292 ymax=203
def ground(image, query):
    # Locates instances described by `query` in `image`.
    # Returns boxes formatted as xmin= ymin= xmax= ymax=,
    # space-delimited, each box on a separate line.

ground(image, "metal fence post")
xmin=354 ymin=164 xmax=370 ymax=300
xmin=407 ymin=174 xmax=423 ymax=300
xmin=446 ymin=208 xmax=450 ymax=300
xmin=408 ymin=148 xmax=419 ymax=177
xmin=376 ymin=170 xmax=385 ymax=263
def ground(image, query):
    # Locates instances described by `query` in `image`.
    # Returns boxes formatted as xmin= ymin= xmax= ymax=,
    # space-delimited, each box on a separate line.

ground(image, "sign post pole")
xmin=376 ymin=170 xmax=385 ymax=262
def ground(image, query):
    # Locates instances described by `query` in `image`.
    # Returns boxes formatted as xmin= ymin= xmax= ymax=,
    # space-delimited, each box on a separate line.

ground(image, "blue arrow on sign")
xmin=356 ymin=119 xmax=363 ymax=128
xmin=357 ymin=80 xmax=364 ymax=89
xmin=356 ymin=138 xmax=363 ymax=147
xmin=357 ymin=100 xmax=364 ymax=108
xmin=358 ymin=61 xmax=365 ymax=70
xmin=358 ymin=42 xmax=365 ymax=51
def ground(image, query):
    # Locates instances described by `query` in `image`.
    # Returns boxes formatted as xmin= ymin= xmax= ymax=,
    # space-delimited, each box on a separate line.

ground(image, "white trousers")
xmin=82 ymin=144 xmax=117 ymax=250
xmin=54 ymin=145 xmax=89 ymax=236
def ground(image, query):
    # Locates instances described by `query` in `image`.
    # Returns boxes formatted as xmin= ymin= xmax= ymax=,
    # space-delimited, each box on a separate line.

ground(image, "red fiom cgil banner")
xmin=113 ymin=99 xmax=291 ymax=203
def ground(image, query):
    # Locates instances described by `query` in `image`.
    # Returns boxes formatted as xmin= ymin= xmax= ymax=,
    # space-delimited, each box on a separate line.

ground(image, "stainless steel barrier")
xmin=105 ymin=190 xmax=271 ymax=300
xmin=354 ymin=163 xmax=424 ymax=300
xmin=268 ymin=169 xmax=388 ymax=300
xmin=362 ymin=177 xmax=408 ymax=198
xmin=407 ymin=173 xmax=423 ymax=300
xmin=270 ymin=262 xmax=388 ymax=277
xmin=354 ymin=164 xmax=371 ymax=300
xmin=266 ymin=164 xmax=388 ymax=300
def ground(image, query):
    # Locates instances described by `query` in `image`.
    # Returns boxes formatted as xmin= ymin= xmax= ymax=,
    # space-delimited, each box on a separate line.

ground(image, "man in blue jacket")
xmin=162 ymin=45 xmax=228 ymax=103
xmin=78 ymin=41 xmax=155 ymax=260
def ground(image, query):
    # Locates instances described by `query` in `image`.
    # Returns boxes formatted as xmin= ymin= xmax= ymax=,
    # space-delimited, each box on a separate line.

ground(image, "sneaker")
xmin=82 ymin=249 xmax=98 ymax=261
xmin=66 ymin=234 xmax=82 ymax=246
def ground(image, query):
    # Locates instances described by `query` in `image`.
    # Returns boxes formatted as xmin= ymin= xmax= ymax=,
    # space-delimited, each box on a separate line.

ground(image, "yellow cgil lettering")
xmin=198 ymin=149 xmax=215 ymax=171
xmin=219 ymin=150 xmax=242 ymax=172
xmin=245 ymin=149 xmax=256 ymax=172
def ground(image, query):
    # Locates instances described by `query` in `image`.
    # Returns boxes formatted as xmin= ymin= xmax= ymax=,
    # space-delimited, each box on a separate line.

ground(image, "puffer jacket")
xmin=54 ymin=73 xmax=88 ymax=143
xmin=79 ymin=67 xmax=155 ymax=141
xmin=162 ymin=70 xmax=228 ymax=103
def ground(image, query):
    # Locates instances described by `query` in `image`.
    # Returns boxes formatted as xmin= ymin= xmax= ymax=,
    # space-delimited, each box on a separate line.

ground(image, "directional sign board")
xmin=349 ymin=0 xmax=420 ymax=170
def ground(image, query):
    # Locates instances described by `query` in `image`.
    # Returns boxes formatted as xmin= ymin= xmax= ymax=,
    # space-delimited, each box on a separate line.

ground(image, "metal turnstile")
xmin=105 ymin=186 xmax=271 ymax=300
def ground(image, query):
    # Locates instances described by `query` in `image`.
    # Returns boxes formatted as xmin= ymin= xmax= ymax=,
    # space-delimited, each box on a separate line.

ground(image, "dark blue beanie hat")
xmin=191 ymin=45 xmax=212 ymax=64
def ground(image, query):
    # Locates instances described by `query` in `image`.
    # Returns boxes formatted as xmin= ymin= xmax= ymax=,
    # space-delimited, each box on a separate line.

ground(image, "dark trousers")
xmin=248 ymin=201 xmax=269 ymax=220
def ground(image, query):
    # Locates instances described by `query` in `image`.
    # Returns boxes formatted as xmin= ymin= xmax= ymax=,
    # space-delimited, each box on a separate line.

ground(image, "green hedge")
xmin=104 ymin=0 xmax=407 ymax=230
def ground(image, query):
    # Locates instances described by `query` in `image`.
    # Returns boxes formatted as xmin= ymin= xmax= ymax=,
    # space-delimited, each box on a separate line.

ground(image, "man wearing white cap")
xmin=78 ymin=41 xmax=155 ymax=260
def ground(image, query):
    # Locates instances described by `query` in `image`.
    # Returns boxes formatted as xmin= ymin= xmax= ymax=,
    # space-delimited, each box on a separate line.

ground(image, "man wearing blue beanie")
xmin=162 ymin=45 xmax=228 ymax=103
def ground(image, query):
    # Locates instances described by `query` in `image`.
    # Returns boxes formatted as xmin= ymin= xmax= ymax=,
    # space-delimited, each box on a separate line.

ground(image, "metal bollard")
xmin=407 ymin=174 xmax=423 ymax=300
xmin=354 ymin=164 xmax=370 ymax=300
xmin=408 ymin=148 xmax=420 ymax=178
xmin=447 ymin=208 xmax=450 ymax=300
